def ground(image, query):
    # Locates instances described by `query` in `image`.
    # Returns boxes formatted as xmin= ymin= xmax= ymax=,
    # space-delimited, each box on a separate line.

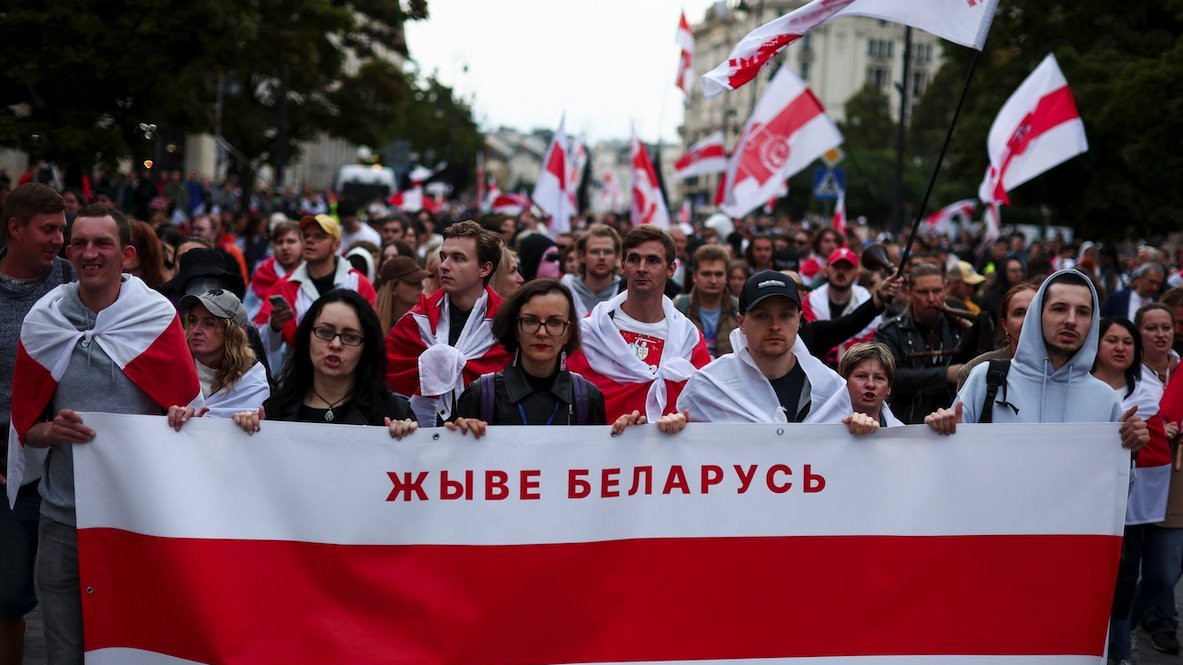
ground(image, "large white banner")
xmin=74 ymin=414 xmax=1127 ymax=665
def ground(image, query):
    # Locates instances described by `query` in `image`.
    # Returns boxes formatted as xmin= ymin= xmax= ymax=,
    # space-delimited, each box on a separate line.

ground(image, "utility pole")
xmin=892 ymin=27 xmax=913 ymax=233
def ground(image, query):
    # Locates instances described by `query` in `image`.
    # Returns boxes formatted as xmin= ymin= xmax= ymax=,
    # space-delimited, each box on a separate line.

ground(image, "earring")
xmin=560 ymin=350 xmax=568 ymax=372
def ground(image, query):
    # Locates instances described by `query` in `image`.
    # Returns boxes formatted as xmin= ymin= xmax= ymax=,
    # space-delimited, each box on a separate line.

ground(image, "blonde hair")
xmin=375 ymin=280 xmax=399 ymax=334
xmin=838 ymin=342 xmax=896 ymax=384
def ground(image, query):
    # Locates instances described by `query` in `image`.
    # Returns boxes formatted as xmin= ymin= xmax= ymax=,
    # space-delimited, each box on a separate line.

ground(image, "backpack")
xmin=978 ymin=358 xmax=1019 ymax=423
xmin=478 ymin=371 xmax=590 ymax=425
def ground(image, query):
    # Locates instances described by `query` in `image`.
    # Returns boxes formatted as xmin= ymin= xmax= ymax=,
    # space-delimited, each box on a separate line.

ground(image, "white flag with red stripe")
xmin=979 ymin=54 xmax=1088 ymax=205
xmin=832 ymin=187 xmax=846 ymax=234
xmin=6 ymin=277 xmax=202 ymax=507
xmin=482 ymin=176 xmax=501 ymax=212
xmin=675 ymin=11 xmax=696 ymax=96
xmin=721 ymin=65 xmax=842 ymax=218
xmin=675 ymin=131 xmax=727 ymax=180
xmin=533 ymin=115 xmax=576 ymax=235
xmin=389 ymin=186 xmax=424 ymax=212
xmin=926 ymin=198 xmax=977 ymax=228
xmin=491 ymin=192 xmax=530 ymax=216
xmin=703 ymin=0 xmax=999 ymax=98
xmin=75 ymin=416 xmax=1125 ymax=664
xmin=630 ymin=127 xmax=671 ymax=228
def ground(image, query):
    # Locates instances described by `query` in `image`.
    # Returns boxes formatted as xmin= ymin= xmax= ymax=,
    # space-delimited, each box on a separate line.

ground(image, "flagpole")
xmin=896 ymin=49 xmax=983 ymax=279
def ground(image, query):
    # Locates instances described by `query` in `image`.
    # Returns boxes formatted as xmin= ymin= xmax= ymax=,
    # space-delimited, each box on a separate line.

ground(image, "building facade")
xmin=681 ymin=0 xmax=944 ymax=207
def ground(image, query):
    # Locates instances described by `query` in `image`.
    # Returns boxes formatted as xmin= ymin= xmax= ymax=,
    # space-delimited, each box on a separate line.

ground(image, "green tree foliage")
xmin=910 ymin=1 xmax=1183 ymax=238
xmin=0 ymin=0 xmax=477 ymax=186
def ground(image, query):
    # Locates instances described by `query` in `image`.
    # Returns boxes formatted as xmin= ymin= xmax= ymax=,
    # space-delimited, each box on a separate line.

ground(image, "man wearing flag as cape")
xmin=6 ymin=205 xmax=202 ymax=663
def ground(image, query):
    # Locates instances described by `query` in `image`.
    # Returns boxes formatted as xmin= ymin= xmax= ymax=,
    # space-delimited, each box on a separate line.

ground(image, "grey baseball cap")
xmin=180 ymin=288 xmax=249 ymax=329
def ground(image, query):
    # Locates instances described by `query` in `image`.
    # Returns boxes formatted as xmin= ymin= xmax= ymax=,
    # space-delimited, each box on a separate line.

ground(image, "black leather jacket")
xmin=873 ymin=311 xmax=970 ymax=424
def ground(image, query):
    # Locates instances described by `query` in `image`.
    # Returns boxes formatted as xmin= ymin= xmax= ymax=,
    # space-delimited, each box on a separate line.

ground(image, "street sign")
xmin=822 ymin=147 xmax=844 ymax=167
xmin=812 ymin=167 xmax=846 ymax=200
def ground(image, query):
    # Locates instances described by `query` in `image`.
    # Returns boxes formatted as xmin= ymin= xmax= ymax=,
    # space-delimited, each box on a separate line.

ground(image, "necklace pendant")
xmin=325 ymin=408 xmax=335 ymax=422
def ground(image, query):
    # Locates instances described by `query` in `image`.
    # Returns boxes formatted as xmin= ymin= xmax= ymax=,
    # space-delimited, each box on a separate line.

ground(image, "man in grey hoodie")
xmin=925 ymin=269 xmax=1148 ymax=452
xmin=0 ymin=183 xmax=69 ymax=664
xmin=561 ymin=224 xmax=623 ymax=318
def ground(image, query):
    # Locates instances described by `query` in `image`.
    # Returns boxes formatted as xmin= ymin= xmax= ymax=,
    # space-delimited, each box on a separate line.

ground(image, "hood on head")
xmin=1013 ymin=268 xmax=1100 ymax=379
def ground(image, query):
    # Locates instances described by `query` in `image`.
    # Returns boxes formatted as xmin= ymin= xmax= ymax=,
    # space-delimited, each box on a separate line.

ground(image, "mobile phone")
xmin=268 ymin=295 xmax=290 ymax=312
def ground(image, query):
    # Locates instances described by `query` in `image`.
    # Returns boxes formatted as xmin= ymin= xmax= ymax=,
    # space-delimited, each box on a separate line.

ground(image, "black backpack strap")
xmin=979 ymin=358 xmax=1012 ymax=424
xmin=478 ymin=373 xmax=496 ymax=423
xmin=571 ymin=372 xmax=589 ymax=425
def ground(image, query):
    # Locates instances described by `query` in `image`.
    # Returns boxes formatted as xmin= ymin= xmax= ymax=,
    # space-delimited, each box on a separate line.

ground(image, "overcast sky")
xmin=405 ymin=0 xmax=720 ymax=144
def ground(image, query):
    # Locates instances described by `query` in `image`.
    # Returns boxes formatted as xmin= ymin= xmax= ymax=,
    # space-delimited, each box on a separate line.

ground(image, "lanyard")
xmin=518 ymin=398 xmax=561 ymax=426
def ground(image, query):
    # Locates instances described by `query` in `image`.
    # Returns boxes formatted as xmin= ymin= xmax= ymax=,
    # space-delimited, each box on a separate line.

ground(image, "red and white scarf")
xmin=574 ymin=292 xmax=705 ymax=420
xmin=7 ymin=277 xmax=202 ymax=507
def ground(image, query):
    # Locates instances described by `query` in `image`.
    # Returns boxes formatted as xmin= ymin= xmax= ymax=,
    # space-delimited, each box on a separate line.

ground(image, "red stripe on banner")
xmin=79 ymin=531 xmax=1118 ymax=665
xmin=122 ymin=315 xmax=201 ymax=410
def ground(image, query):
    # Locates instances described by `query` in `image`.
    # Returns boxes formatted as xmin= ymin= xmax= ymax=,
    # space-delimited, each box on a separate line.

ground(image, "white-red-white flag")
xmin=483 ymin=176 xmax=501 ymax=212
xmin=533 ymin=115 xmax=576 ymax=235
xmin=491 ymin=192 xmax=531 ymax=216
xmin=678 ymin=199 xmax=692 ymax=224
xmin=978 ymin=54 xmax=1088 ymax=205
xmin=703 ymin=0 xmax=998 ymax=98
xmin=675 ymin=131 xmax=727 ymax=180
xmin=675 ymin=11 xmax=696 ymax=96
xmin=630 ymin=127 xmax=671 ymax=228
xmin=600 ymin=171 xmax=623 ymax=212
xmin=982 ymin=201 xmax=1002 ymax=244
xmin=569 ymin=138 xmax=588 ymax=192
xmin=832 ymin=187 xmax=846 ymax=235
xmin=389 ymin=187 xmax=425 ymax=212
xmin=926 ymin=199 xmax=977 ymax=234
xmin=720 ymin=66 xmax=841 ymax=219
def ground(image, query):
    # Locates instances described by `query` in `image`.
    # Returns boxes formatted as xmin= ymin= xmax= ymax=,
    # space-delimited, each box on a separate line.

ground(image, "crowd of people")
xmin=0 ymin=178 xmax=1178 ymax=664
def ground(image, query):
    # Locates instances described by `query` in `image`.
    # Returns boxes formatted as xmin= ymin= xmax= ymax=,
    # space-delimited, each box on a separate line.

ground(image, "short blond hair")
xmin=838 ymin=342 xmax=896 ymax=384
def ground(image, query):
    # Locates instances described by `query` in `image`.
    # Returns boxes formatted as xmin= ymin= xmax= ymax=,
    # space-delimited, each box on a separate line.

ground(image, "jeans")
xmin=0 ymin=485 xmax=39 ymax=617
xmin=36 ymin=516 xmax=83 ymax=665
xmin=1133 ymin=525 xmax=1183 ymax=635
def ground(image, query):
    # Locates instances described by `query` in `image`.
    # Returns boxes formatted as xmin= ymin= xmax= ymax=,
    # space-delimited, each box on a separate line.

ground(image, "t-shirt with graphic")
xmin=612 ymin=306 xmax=668 ymax=370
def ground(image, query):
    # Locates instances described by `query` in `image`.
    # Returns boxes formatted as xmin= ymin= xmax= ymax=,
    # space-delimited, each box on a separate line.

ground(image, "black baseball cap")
xmin=739 ymin=270 xmax=801 ymax=313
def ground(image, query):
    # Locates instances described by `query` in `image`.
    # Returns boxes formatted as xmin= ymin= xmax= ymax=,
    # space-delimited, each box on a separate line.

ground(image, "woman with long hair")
xmin=167 ymin=290 xmax=270 ymax=426
xmin=447 ymin=279 xmax=605 ymax=436
xmin=231 ymin=289 xmax=417 ymax=438
xmin=491 ymin=245 xmax=524 ymax=298
xmin=127 ymin=219 xmax=168 ymax=288
xmin=956 ymin=282 xmax=1038 ymax=390
xmin=374 ymin=256 xmax=428 ymax=334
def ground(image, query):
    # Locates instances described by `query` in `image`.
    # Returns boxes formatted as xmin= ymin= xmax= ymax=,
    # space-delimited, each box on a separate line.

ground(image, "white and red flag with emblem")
xmin=491 ymin=192 xmax=530 ymax=216
xmin=675 ymin=11 xmax=696 ymax=96
xmin=978 ymin=54 xmax=1088 ymax=206
xmin=533 ymin=115 xmax=576 ymax=235
xmin=675 ymin=131 xmax=727 ymax=180
xmin=703 ymin=0 xmax=998 ymax=98
xmin=6 ymin=277 xmax=203 ymax=507
xmin=720 ymin=66 xmax=842 ymax=218
xmin=630 ymin=127 xmax=671 ymax=228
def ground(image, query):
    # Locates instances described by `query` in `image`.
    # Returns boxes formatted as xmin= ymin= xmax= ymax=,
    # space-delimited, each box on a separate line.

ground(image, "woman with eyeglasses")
xmin=446 ymin=279 xmax=605 ymax=436
xmin=230 ymin=289 xmax=417 ymax=438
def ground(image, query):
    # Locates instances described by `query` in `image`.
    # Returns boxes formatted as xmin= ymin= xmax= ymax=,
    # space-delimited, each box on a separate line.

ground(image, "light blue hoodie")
xmin=957 ymin=269 xmax=1122 ymax=424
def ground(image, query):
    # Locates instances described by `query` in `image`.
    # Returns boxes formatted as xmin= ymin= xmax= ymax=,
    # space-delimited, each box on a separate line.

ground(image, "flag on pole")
xmin=630 ymin=126 xmax=671 ymax=228
xmin=674 ymin=131 xmax=727 ymax=180
xmin=569 ymin=139 xmax=588 ymax=192
xmin=601 ymin=171 xmax=623 ymax=213
xmin=703 ymin=0 xmax=999 ymax=98
xmin=678 ymin=199 xmax=692 ymax=224
xmin=978 ymin=54 xmax=1088 ymax=206
xmin=832 ymin=187 xmax=846 ymax=235
xmin=532 ymin=115 xmax=576 ymax=235
xmin=720 ymin=66 xmax=842 ymax=219
xmin=675 ymin=11 xmax=696 ymax=96
xmin=483 ymin=176 xmax=501 ymax=212
xmin=925 ymin=199 xmax=977 ymax=235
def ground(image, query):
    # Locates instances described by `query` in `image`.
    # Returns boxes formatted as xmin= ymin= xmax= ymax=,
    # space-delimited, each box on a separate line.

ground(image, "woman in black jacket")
xmin=232 ymin=289 xmax=417 ymax=438
xmin=448 ymin=279 xmax=605 ymax=436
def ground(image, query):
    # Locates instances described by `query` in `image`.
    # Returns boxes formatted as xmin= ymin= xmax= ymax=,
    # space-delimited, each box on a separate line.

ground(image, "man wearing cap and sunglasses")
xmin=253 ymin=214 xmax=376 ymax=370
xmin=802 ymin=247 xmax=882 ymax=368
xmin=647 ymin=271 xmax=880 ymax=434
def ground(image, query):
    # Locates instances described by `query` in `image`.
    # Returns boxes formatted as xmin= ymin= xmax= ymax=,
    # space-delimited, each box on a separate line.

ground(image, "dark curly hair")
xmin=491 ymin=279 xmax=581 ymax=355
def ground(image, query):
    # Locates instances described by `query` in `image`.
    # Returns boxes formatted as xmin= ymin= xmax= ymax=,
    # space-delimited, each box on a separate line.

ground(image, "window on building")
xmin=867 ymin=38 xmax=895 ymax=59
xmin=912 ymin=71 xmax=929 ymax=98
xmin=912 ymin=43 xmax=933 ymax=65
xmin=866 ymin=65 xmax=891 ymax=90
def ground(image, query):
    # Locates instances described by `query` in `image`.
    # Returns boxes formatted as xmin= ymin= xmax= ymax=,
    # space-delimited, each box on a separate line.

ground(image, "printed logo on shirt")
xmin=619 ymin=330 xmax=665 ymax=369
